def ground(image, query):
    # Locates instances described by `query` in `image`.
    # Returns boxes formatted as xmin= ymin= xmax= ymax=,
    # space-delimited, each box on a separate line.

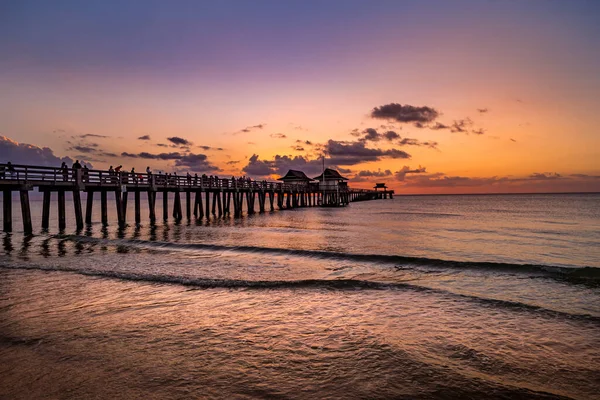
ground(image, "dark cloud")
xmin=238 ymin=124 xmax=266 ymax=134
xmin=242 ymin=154 xmax=330 ymax=177
xmin=174 ymin=154 xmax=221 ymax=172
xmin=138 ymin=135 xmax=151 ymax=140
xmin=371 ymin=103 xmax=439 ymax=124
xmin=291 ymin=146 xmax=305 ymax=151
xmin=395 ymin=165 xmax=427 ymax=181
xmin=156 ymin=143 xmax=169 ymax=147
xmin=78 ymin=134 xmax=108 ymax=139
xmin=70 ymin=145 xmax=98 ymax=153
xmin=121 ymin=152 xmax=183 ymax=160
xmin=398 ymin=138 xmax=438 ymax=149
xmin=226 ymin=160 xmax=240 ymax=165
xmin=383 ymin=131 xmax=400 ymax=141
xmin=325 ymin=140 xmax=410 ymax=165
xmin=167 ymin=136 xmax=192 ymax=146
xmin=510 ymin=138 xmax=517 ymax=142
xmin=477 ymin=108 xmax=489 ymax=113
xmin=270 ymin=133 xmax=287 ymax=139
xmin=357 ymin=128 xmax=401 ymax=142
xmin=430 ymin=122 xmax=450 ymax=130
xmin=451 ymin=118 xmax=474 ymax=133
xmin=0 ymin=135 xmax=92 ymax=168
xmin=472 ymin=128 xmax=486 ymax=135
xmin=356 ymin=169 xmax=392 ymax=177
xmin=529 ymin=172 xmax=561 ymax=180
xmin=197 ymin=145 xmax=224 ymax=151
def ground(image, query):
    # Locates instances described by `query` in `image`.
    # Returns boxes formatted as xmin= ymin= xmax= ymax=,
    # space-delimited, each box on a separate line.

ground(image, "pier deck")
xmin=0 ymin=163 xmax=393 ymax=233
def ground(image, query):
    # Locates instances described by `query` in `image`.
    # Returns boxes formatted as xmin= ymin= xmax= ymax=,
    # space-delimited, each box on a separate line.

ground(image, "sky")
xmin=0 ymin=0 xmax=599 ymax=194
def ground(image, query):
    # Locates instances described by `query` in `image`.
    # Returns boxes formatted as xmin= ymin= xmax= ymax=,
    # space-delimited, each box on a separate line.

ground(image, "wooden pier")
xmin=0 ymin=163 xmax=394 ymax=233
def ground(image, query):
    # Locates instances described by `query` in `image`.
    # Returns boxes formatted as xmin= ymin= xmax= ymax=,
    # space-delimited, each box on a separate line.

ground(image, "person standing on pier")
xmin=72 ymin=160 xmax=82 ymax=180
xmin=61 ymin=162 xmax=68 ymax=181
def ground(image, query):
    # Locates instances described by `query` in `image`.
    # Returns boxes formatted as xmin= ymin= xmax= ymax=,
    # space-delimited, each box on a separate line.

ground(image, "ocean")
xmin=1 ymin=193 xmax=599 ymax=399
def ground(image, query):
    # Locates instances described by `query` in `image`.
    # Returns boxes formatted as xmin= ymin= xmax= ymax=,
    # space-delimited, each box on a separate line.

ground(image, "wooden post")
xmin=122 ymin=192 xmax=128 ymax=221
xmin=196 ymin=191 xmax=204 ymax=219
xmin=222 ymin=192 xmax=228 ymax=215
xmin=148 ymin=191 xmax=156 ymax=224
xmin=100 ymin=190 xmax=108 ymax=226
xmin=186 ymin=191 xmax=191 ymax=220
xmin=85 ymin=191 xmax=93 ymax=224
xmin=212 ymin=192 xmax=218 ymax=215
xmin=286 ymin=192 xmax=291 ymax=208
xmin=115 ymin=190 xmax=125 ymax=227
xmin=3 ymin=190 xmax=12 ymax=232
xmin=163 ymin=192 xmax=169 ymax=221
xmin=72 ymin=190 xmax=84 ymax=230
xmin=216 ymin=191 xmax=222 ymax=216
xmin=246 ymin=192 xmax=254 ymax=214
xmin=58 ymin=190 xmax=66 ymax=230
xmin=173 ymin=191 xmax=182 ymax=221
xmin=205 ymin=191 xmax=210 ymax=219
xmin=42 ymin=190 xmax=51 ymax=229
xmin=20 ymin=190 xmax=33 ymax=234
xmin=269 ymin=192 xmax=275 ymax=211
xmin=135 ymin=190 xmax=141 ymax=225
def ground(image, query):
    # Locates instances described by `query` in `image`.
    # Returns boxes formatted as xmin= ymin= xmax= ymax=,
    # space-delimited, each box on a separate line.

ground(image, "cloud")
xmin=371 ymin=103 xmax=439 ymax=123
xmin=70 ymin=145 xmax=98 ymax=153
xmin=292 ymin=145 xmax=305 ymax=151
xmin=198 ymin=145 xmax=224 ymax=151
xmin=241 ymin=154 xmax=331 ymax=177
xmin=451 ymin=118 xmax=474 ymax=133
xmin=78 ymin=134 xmax=109 ymax=139
xmin=430 ymin=122 xmax=450 ymax=130
xmin=156 ymin=143 xmax=169 ymax=147
xmin=325 ymin=139 xmax=410 ymax=165
xmin=471 ymin=128 xmax=486 ymax=135
xmin=477 ymin=108 xmax=489 ymax=113
xmin=174 ymin=154 xmax=221 ymax=172
xmin=529 ymin=172 xmax=561 ymax=180
xmin=226 ymin=160 xmax=240 ymax=165
xmin=356 ymin=128 xmax=401 ymax=143
xmin=270 ymin=133 xmax=287 ymax=139
xmin=296 ymin=139 xmax=313 ymax=145
xmin=398 ymin=138 xmax=438 ymax=149
xmin=0 ymin=135 xmax=92 ymax=167
xmin=238 ymin=124 xmax=266 ymax=134
xmin=356 ymin=169 xmax=392 ymax=177
xmin=395 ymin=165 xmax=427 ymax=181
xmin=121 ymin=151 xmax=183 ymax=160
xmin=510 ymin=138 xmax=517 ymax=142
xmin=138 ymin=135 xmax=151 ymax=140
xmin=167 ymin=136 xmax=192 ymax=146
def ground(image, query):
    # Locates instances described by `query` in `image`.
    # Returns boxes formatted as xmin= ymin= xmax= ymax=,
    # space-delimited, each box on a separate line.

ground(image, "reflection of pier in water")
xmin=0 ymin=163 xmax=393 ymax=233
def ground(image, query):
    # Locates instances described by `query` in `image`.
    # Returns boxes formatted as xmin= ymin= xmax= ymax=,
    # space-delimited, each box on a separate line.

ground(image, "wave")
xmin=2 ymin=262 xmax=599 ymax=324
xmin=57 ymin=234 xmax=600 ymax=284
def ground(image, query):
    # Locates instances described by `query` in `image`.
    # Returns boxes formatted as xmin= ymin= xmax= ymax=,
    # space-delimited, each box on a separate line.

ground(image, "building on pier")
xmin=312 ymin=168 xmax=348 ymax=191
xmin=277 ymin=170 xmax=313 ymax=185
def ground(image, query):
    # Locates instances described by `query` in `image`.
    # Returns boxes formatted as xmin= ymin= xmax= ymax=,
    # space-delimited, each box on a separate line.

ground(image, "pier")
xmin=0 ymin=163 xmax=394 ymax=233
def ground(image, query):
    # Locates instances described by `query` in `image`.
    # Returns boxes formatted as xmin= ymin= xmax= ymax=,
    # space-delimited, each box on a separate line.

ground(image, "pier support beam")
xmin=173 ymin=191 xmax=182 ymax=221
xmin=135 ymin=191 xmax=141 ymax=225
xmin=163 ymin=192 xmax=168 ymax=221
xmin=196 ymin=191 xmax=204 ymax=219
xmin=85 ymin=191 xmax=93 ymax=224
xmin=72 ymin=190 xmax=84 ymax=230
xmin=20 ymin=190 xmax=32 ymax=234
xmin=42 ymin=191 xmax=51 ymax=229
xmin=3 ymin=190 xmax=12 ymax=232
xmin=100 ymin=191 xmax=108 ymax=226
xmin=58 ymin=190 xmax=66 ymax=230
xmin=186 ymin=191 xmax=191 ymax=220
xmin=205 ymin=191 xmax=210 ymax=219
xmin=148 ymin=192 xmax=156 ymax=224
xmin=115 ymin=191 xmax=125 ymax=228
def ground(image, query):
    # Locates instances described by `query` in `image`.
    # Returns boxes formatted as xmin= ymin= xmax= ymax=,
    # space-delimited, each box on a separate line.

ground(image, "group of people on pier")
xmin=0 ymin=160 xmax=272 ymax=189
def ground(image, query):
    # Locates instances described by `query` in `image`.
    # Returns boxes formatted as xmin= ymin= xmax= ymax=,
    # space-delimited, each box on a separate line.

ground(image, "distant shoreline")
xmin=394 ymin=191 xmax=600 ymax=197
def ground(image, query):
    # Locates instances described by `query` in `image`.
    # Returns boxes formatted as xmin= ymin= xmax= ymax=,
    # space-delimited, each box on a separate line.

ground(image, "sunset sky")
xmin=0 ymin=0 xmax=599 ymax=193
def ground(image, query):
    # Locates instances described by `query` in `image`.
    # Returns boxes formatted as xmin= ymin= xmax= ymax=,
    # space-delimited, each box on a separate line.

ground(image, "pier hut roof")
xmin=277 ymin=169 xmax=313 ymax=182
xmin=312 ymin=168 xmax=349 ymax=181
xmin=374 ymin=183 xmax=388 ymax=189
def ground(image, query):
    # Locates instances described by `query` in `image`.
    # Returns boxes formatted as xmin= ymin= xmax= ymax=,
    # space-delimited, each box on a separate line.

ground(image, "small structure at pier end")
xmin=277 ymin=170 xmax=313 ymax=184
